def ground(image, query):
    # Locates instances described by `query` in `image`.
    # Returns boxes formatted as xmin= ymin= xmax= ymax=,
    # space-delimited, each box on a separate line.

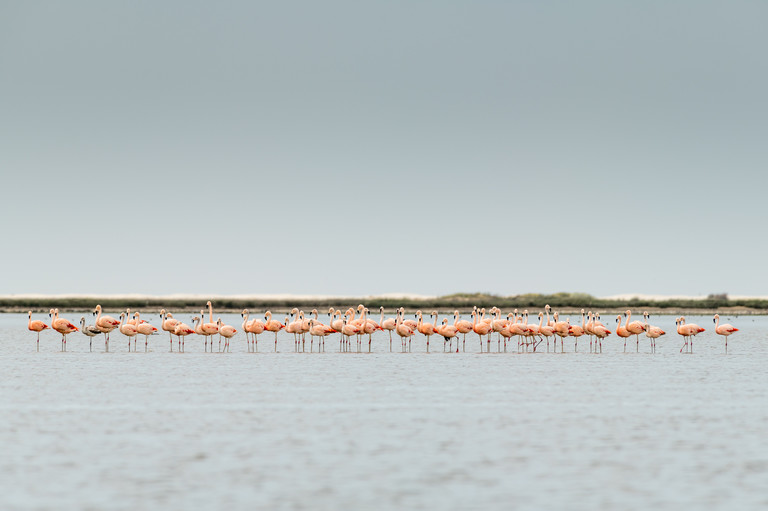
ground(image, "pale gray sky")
xmin=1 ymin=1 xmax=765 ymax=297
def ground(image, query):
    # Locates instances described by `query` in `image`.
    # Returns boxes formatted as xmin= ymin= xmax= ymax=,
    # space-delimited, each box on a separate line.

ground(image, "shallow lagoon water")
xmin=2 ymin=313 xmax=767 ymax=510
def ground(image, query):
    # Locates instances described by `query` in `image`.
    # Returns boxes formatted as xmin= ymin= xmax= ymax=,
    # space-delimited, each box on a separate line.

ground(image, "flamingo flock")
xmin=26 ymin=303 xmax=741 ymax=354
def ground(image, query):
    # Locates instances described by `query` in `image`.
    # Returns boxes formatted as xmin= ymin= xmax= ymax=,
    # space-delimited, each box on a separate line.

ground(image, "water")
xmin=2 ymin=313 xmax=768 ymax=510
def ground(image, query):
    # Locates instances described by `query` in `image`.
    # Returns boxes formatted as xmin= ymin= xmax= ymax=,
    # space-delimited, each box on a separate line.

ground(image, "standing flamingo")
xmin=552 ymin=312 xmax=570 ymax=353
xmin=264 ymin=311 xmax=284 ymax=352
xmin=309 ymin=319 xmax=335 ymax=352
xmin=134 ymin=312 xmax=158 ymax=352
xmin=472 ymin=309 xmax=491 ymax=352
xmin=591 ymin=313 xmax=611 ymax=353
xmin=80 ymin=317 xmax=101 ymax=352
xmin=216 ymin=318 xmax=237 ymax=352
xmin=713 ymin=314 xmax=738 ymax=353
xmin=624 ymin=310 xmax=646 ymax=352
xmin=380 ymin=307 xmax=397 ymax=352
xmin=416 ymin=310 xmax=438 ymax=352
xmin=173 ymin=321 xmax=195 ymax=352
xmin=678 ymin=316 xmax=705 ymax=353
xmin=198 ymin=308 xmax=219 ymax=352
xmin=642 ymin=312 xmax=665 ymax=353
xmin=538 ymin=312 xmax=555 ymax=352
xmin=438 ymin=316 xmax=459 ymax=352
xmin=160 ymin=310 xmax=180 ymax=352
xmin=615 ymin=315 xmax=632 ymax=352
xmin=49 ymin=309 xmax=78 ymax=352
xmin=453 ymin=310 xmax=473 ymax=352
xmin=568 ymin=315 xmax=585 ymax=352
xmin=119 ymin=312 xmax=138 ymax=351
xmin=93 ymin=304 xmax=120 ymax=352
xmin=395 ymin=309 xmax=415 ymax=353
xmin=28 ymin=311 xmax=49 ymax=352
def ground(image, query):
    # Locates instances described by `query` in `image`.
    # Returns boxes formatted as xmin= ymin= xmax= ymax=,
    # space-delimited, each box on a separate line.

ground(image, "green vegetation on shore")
xmin=4 ymin=292 xmax=766 ymax=314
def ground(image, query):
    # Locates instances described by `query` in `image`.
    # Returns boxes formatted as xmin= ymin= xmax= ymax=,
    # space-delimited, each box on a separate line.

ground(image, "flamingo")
xmin=216 ymin=318 xmax=237 ymax=352
xmin=264 ymin=311 xmax=284 ymax=351
xmin=522 ymin=310 xmax=539 ymax=352
xmin=472 ymin=309 xmax=492 ymax=352
xmin=395 ymin=309 xmax=415 ymax=352
xmin=309 ymin=319 xmax=335 ymax=352
xmin=642 ymin=312 xmax=665 ymax=353
xmin=27 ymin=311 xmax=49 ymax=352
xmin=490 ymin=307 xmax=508 ymax=351
xmin=624 ymin=310 xmax=646 ymax=352
xmin=615 ymin=314 xmax=632 ymax=352
xmin=198 ymin=307 xmax=219 ymax=352
xmin=552 ymin=311 xmax=570 ymax=353
xmin=437 ymin=316 xmax=460 ymax=352
xmin=340 ymin=317 xmax=361 ymax=352
xmin=416 ymin=310 xmax=438 ymax=352
xmin=93 ymin=304 xmax=120 ymax=351
xmin=538 ymin=312 xmax=555 ymax=352
xmin=173 ymin=321 xmax=195 ymax=352
xmin=507 ymin=310 xmax=527 ymax=352
xmin=286 ymin=310 xmax=304 ymax=352
xmin=379 ymin=307 xmax=397 ymax=352
xmin=398 ymin=307 xmax=418 ymax=330
xmin=359 ymin=307 xmax=378 ymax=352
xmin=678 ymin=316 xmax=705 ymax=353
xmin=713 ymin=314 xmax=738 ymax=353
xmin=134 ymin=312 xmax=158 ymax=352
xmin=49 ymin=309 xmax=78 ymax=352
xmin=454 ymin=310 xmax=473 ymax=352
xmin=241 ymin=309 xmax=266 ymax=352
xmin=160 ymin=310 xmax=180 ymax=352
xmin=568 ymin=315 xmax=585 ymax=352
xmin=118 ymin=312 xmax=138 ymax=351
xmin=80 ymin=317 xmax=101 ymax=352
xmin=591 ymin=313 xmax=611 ymax=352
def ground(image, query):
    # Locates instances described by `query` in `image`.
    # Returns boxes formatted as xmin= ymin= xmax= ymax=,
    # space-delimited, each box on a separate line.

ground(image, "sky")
xmin=1 ymin=1 xmax=766 ymax=298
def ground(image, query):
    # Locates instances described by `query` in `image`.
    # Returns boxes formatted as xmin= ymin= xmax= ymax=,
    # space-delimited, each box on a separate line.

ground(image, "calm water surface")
xmin=2 ymin=313 xmax=767 ymax=510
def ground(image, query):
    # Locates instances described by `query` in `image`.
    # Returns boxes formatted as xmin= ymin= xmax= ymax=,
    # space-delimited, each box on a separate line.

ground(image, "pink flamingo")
xmin=49 ymin=309 xmax=78 ymax=352
xmin=198 ymin=306 xmax=219 ymax=352
xmin=340 ymin=317 xmax=361 ymax=352
xmin=28 ymin=311 xmax=49 ymax=352
xmin=286 ymin=309 xmax=304 ymax=351
xmin=241 ymin=309 xmax=265 ymax=352
xmin=678 ymin=316 xmax=705 ymax=353
xmin=160 ymin=310 xmax=180 ymax=352
xmin=591 ymin=313 xmax=611 ymax=352
xmin=379 ymin=307 xmax=397 ymax=351
xmin=552 ymin=312 xmax=570 ymax=353
xmin=119 ymin=312 xmax=138 ymax=351
xmin=359 ymin=307 xmax=378 ymax=352
xmin=642 ymin=312 xmax=665 ymax=353
xmin=416 ymin=310 xmax=438 ymax=352
xmin=454 ymin=310 xmax=473 ymax=352
xmin=264 ymin=311 xmax=285 ymax=351
xmin=438 ymin=316 xmax=460 ymax=352
xmin=134 ymin=312 xmax=158 ymax=352
xmin=173 ymin=321 xmax=195 ymax=352
xmin=309 ymin=319 xmax=335 ymax=352
xmin=216 ymin=318 xmax=237 ymax=352
xmin=713 ymin=314 xmax=738 ymax=353
xmin=93 ymin=304 xmax=120 ymax=351
xmin=568 ymin=314 xmax=585 ymax=352
xmin=615 ymin=314 xmax=632 ymax=352
xmin=624 ymin=310 xmax=646 ymax=352
xmin=472 ymin=309 xmax=492 ymax=352
xmin=538 ymin=312 xmax=555 ymax=352
xmin=395 ymin=309 xmax=415 ymax=352
xmin=507 ymin=310 xmax=527 ymax=352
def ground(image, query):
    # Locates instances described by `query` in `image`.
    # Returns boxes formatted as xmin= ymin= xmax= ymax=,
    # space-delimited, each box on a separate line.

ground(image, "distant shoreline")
xmin=5 ymin=293 xmax=766 ymax=316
